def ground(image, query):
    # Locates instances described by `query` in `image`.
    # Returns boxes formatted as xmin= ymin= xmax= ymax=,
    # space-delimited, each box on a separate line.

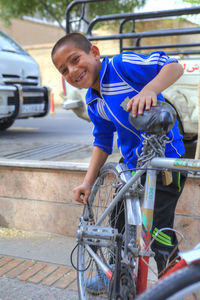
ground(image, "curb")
xmin=0 ymin=158 xmax=89 ymax=171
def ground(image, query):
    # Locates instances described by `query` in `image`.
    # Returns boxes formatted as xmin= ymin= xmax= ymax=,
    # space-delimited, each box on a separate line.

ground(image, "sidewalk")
xmin=0 ymin=228 xmax=157 ymax=300
xmin=0 ymin=228 xmax=78 ymax=299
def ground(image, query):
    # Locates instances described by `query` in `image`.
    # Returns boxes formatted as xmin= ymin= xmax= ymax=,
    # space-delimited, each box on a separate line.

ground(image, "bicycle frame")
xmin=77 ymin=156 xmax=200 ymax=296
xmin=137 ymin=157 xmax=200 ymax=294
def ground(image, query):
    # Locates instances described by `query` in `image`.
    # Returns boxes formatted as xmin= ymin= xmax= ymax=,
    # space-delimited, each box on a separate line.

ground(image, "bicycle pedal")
xmin=162 ymin=170 xmax=172 ymax=186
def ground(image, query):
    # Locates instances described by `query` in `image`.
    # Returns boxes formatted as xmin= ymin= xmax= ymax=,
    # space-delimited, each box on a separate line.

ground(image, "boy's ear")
xmin=90 ymin=45 xmax=100 ymax=60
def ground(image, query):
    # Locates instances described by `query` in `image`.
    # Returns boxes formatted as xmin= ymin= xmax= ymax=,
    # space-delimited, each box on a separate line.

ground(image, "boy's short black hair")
xmin=51 ymin=32 xmax=92 ymax=60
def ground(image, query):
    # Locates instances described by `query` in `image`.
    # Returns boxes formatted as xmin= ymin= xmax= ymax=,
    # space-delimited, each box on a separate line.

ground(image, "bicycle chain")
xmin=136 ymin=133 xmax=169 ymax=169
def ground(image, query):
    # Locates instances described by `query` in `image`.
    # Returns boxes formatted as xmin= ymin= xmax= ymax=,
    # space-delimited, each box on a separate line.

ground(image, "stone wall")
xmin=0 ymin=160 xmax=199 ymax=251
xmin=0 ymin=161 xmax=87 ymax=237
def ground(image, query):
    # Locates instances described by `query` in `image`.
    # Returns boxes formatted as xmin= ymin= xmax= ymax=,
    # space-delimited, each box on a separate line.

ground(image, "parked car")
xmin=0 ymin=30 xmax=50 ymax=130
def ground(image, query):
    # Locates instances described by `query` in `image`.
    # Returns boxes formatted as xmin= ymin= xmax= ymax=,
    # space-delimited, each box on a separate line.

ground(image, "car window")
xmin=0 ymin=30 xmax=27 ymax=54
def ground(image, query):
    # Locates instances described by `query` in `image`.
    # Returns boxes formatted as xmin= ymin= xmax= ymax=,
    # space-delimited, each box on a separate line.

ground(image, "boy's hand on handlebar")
xmin=73 ymin=183 xmax=91 ymax=205
xmin=127 ymin=89 xmax=157 ymax=118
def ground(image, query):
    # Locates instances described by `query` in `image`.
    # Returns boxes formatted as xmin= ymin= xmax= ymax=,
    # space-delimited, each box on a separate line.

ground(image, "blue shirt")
xmin=86 ymin=51 xmax=185 ymax=168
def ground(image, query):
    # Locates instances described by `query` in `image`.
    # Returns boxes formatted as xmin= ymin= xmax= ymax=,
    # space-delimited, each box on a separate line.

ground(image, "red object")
xmin=106 ymin=269 xmax=113 ymax=280
xmin=50 ymin=93 xmax=55 ymax=114
xmin=136 ymin=256 xmax=149 ymax=295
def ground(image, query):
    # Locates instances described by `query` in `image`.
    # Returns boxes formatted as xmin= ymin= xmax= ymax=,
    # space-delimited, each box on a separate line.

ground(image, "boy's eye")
xmin=62 ymin=68 xmax=68 ymax=75
xmin=72 ymin=56 xmax=79 ymax=63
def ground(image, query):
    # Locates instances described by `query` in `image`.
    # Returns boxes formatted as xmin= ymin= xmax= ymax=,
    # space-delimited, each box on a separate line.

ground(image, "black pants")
xmin=111 ymin=168 xmax=187 ymax=275
xmin=150 ymin=170 xmax=187 ymax=274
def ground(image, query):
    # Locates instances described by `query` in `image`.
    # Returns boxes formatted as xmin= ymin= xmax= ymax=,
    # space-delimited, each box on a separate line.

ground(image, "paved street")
xmin=0 ymin=108 xmax=121 ymax=163
xmin=0 ymin=108 xmax=93 ymax=159
xmin=0 ymin=108 xmax=196 ymax=161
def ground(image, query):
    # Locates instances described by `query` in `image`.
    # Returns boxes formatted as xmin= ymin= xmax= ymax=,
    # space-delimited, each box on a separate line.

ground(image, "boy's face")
xmin=53 ymin=43 xmax=101 ymax=91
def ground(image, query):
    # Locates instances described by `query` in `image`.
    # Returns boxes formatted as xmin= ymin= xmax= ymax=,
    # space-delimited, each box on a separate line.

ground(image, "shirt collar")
xmin=86 ymin=56 xmax=109 ymax=104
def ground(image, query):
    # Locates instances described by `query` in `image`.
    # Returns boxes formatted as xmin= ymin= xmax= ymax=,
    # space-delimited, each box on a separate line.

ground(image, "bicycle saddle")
xmin=129 ymin=101 xmax=177 ymax=134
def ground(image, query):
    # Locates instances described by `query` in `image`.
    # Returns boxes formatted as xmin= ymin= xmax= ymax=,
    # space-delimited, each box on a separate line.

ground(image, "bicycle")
xmin=71 ymin=101 xmax=200 ymax=299
xmin=136 ymin=243 xmax=200 ymax=300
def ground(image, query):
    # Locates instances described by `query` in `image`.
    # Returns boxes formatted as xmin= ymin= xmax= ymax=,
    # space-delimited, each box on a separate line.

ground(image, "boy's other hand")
xmin=127 ymin=89 xmax=157 ymax=118
xmin=73 ymin=183 xmax=91 ymax=205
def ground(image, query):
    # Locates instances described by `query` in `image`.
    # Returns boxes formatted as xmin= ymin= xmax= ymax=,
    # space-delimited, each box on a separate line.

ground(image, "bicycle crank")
xmin=109 ymin=263 xmax=136 ymax=300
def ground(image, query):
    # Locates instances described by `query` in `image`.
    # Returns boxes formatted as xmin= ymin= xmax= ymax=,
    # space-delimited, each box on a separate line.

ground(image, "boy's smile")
xmin=53 ymin=44 xmax=101 ymax=92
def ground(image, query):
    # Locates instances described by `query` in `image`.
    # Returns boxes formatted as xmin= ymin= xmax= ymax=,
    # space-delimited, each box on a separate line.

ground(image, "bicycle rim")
xmin=77 ymin=162 xmax=129 ymax=300
xmin=137 ymin=263 xmax=200 ymax=300
xmin=168 ymin=282 xmax=200 ymax=300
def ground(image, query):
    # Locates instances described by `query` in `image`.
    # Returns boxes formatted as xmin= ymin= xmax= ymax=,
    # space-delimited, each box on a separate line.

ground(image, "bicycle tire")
xmin=136 ymin=262 xmax=200 ymax=300
xmin=77 ymin=162 xmax=137 ymax=300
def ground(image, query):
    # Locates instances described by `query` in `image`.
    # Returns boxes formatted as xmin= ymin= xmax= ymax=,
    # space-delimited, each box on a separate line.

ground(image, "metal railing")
xmin=65 ymin=0 xmax=200 ymax=55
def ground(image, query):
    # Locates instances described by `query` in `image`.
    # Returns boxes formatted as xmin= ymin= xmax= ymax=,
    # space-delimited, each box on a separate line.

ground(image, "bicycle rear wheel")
xmin=136 ymin=262 xmax=200 ymax=300
xmin=77 ymin=162 xmax=136 ymax=300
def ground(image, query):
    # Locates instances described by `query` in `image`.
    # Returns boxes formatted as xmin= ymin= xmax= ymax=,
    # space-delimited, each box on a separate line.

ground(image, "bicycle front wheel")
xmin=77 ymin=162 xmax=136 ymax=300
xmin=137 ymin=262 xmax=200 ymax=300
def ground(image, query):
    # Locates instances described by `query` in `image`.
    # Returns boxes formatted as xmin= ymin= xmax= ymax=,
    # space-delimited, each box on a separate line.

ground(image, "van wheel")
xmin=182 ymin=133 xmax=197 ymax=142
xmin=0 ymin=118 xmax=15 ymax=130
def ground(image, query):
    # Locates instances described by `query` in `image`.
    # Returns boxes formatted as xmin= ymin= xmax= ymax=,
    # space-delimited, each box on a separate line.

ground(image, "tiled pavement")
xmin=0 ymin=255 xmax=77 ymax=291
xmin=0 ymin=254 xmax=157 ymax=292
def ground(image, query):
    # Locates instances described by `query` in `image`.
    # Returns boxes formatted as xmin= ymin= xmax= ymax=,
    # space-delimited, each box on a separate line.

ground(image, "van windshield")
xmin=0 ymin=31 xmax=27 ymax=54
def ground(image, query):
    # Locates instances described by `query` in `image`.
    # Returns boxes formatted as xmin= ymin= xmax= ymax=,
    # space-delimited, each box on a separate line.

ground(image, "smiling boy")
xmin=52 ymin=32 xmax=186 ymax=291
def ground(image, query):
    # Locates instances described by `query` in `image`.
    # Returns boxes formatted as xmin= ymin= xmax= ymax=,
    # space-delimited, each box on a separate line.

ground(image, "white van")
xmin=0 ymin=30 xmax=50 ymax=130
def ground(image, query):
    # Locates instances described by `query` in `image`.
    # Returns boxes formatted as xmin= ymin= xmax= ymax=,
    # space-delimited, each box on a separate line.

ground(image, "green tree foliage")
xmin=0 ymin=0 xmax=69 ymax=30
xmin=88 ymin=0 xmax=146 ymax=18
xmin=183 ymin=0 xmax=200 ymax=4
xmin=0 ymin=0 xmax=146 ymax=31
